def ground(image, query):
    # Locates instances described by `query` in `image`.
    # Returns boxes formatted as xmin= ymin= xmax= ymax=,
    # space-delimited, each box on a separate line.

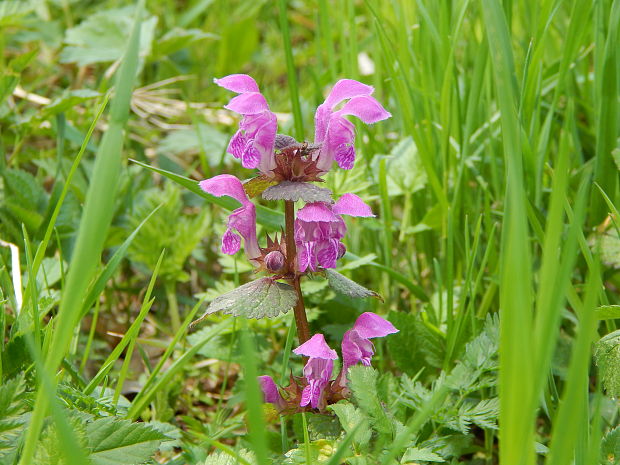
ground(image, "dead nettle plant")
xmin=193 ymin=74 xmax=397 ymax=413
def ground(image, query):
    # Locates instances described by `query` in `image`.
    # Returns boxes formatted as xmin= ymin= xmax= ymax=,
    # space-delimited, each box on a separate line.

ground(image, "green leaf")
xmin=1 ymin=168 xmax=47 ymax=211
xmin=86 ymin=417 xmax=166 ymax=465
xmin=377 ymin=137 xmax=427 ymax=197
xmin=325 ymin=269 xmax=381 ymax=300
xmin=306 ymin=412 xmax=342 ymax=441
xmin=596 ymin=305 xmax=620 ymax=320
xmin=60 ymin=6 xmax=157 ymax=66
xmin=0 ymin=48 xmax=37 ymax=105
xmin=328 ymin=403 xmax=371 ymax=446
xmin=602 ymin=426 xmax=620 ymax=464
xmin=193 ymin=277 xmax=297 ymax=323
xmin=262 ymin=181 xmax=333 ymax=204
xmin=594 ymin=330 xmax=620 ymax=396
xmin=0 ymin=375 xmax=27 ymax=463
xmin=43 ymin=89 xmax=101 ymax=116
xmin=156 ymin=123 xmax=227 ymax=166
xmin=155 ymin=27 xmax=217 ymax=57
xmin=401 ymin=447 xmax=445 ymax=463
xmin=348 ymin=366 xmax=393 ymax=435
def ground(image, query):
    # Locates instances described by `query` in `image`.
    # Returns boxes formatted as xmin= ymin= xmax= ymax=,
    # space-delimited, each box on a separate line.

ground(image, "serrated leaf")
xmin=602 ymin=426 xmax=620 ymax=464
xmin=328 ymin=403 xmax=371 ymax=446
xmin=0 ymin=375 xmax=27 ymax=463
xmin=596 ymin=305 xmax=620 ymax=320
xmin=200 ymin=449 xmax=256 ymax=465
xmin=243 ymin=176 xmax=278 ymax=198
xmin=193 ymin=278 xmax=297 ymax=323
xmin=401 ymin=447 xmax=445 ymax=463
xmin=348 ymin=366 xmax=393 ymax=435
xmin=307 ymin=412 xmax=342 ymax=440
xmin=595 ymin=330 xmax=620 ymax=396
xmin=60 ymin=6 xmax=157 ymax=66
xmin=2 ymin=168 xmax=46 ymax=210
xmin=155 ymin=27 xmax=217 ymax=57
xmin=262 ymin=181 xmax=333 ymax=204
xmin=325 ymin=269 xmax=381 ymax=300
xmin=86 ymin=417 xmax=166 ymax=465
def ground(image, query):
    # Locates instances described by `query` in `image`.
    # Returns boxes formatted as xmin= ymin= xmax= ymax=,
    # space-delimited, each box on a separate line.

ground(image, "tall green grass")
xmin=1 ymin=0 xmax=617 ymax=463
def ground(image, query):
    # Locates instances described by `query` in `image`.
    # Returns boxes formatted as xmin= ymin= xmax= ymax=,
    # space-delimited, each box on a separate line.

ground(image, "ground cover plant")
xmin=0 ymin=0 xmax=619 ymax=464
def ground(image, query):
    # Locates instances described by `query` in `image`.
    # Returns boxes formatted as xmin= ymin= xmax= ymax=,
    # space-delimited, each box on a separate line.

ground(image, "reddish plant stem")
xmin=284 ymin=200 xmax=310 ymax=345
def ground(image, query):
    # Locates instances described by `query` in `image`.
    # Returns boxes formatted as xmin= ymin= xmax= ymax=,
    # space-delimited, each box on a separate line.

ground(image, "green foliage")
xmin=595 ymin=330 xmax=620 ymax=397
xmin=60 ymin=6 xmax=158 ymax=66
xmin=325 ymin=269 xmax=381 ymax=300
xmin=194 ymin=278 xmax=298 ymax=321
xmin=128 ymin=182 xmax=210 ymax=281
xmin=0 ymin=375 xmax=27 ymax=463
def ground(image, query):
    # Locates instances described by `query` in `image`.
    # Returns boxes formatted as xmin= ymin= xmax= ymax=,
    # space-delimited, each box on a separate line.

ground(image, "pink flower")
xmin=295 ymin=193 xmax=374 ymax=272
xmin=341 ymin=312 xmax=398 ymax=376
xmin=293 ymin=334 xmax=338 ymax=409
xmin=313 ymin=79 xmax=391 ymax=172
xmin=199 ymin=174 xmax=261 ymax=262
xmin=214 ymin=74 xmax=278 ymax=174
xmin=258 ymin=375 xmax=286 ymax=410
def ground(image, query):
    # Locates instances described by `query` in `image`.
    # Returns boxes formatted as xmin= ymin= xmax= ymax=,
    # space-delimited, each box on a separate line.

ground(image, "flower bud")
xmin=265 ymin=250 xmax=285 ymax=272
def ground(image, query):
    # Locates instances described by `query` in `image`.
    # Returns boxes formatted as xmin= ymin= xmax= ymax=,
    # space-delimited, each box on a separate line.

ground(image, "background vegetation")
xmin=1 ymin=0 xmax=619 ymax=464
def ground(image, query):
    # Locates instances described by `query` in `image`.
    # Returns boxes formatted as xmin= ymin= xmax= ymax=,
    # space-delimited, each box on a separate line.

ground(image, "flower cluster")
xmin=200 ymin=74 xmax=390 ymax=273
xmin=259 ymin=312 xmax=398 ymax=412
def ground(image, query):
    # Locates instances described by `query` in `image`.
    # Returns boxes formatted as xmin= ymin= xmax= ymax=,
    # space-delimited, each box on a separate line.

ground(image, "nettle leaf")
xmin=284 ymin=439 xmax=337 ymax=464
xmin=60 ymin=6 xmax=157 ymax=66
xmin=401 ymin=447 xmax=445 ymax=463
xmin=200 ymin=449 xmax=256 ymax=465
xmin=262 ymin=181 xmax=333 ymax=204
xmin=329 ymin=403 xmax=371 ymax=446
xmin=595 ymin=330 xmax=620 ymax=396
xmin=86 ymin=417 xmax=167 ymax=465
xmin=0 ymin=375 xmax=28 ymax=464
xmin=243 ymin=176 xmax=278 ymax=198
xmin=306 ymin=412 xmax=342 ymax=440
xmin=194 ymin=278 xmax=297 ymax=323
xmin=155 ymin=28 xmax=217 ymax=57
xmin=348 ymin=366 xmax=393 ymax=435
xmin=325 ymin=269 xmax=382 ymax=300
xmin=602 ymin=426 xmax=620 ymax=464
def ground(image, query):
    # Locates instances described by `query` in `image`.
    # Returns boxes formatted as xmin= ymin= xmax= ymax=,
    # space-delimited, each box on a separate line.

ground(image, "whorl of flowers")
xmin=197 ymin=74 xmax=395 ymax=413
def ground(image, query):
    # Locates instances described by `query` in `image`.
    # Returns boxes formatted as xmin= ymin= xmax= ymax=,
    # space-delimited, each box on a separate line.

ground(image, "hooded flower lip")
xmin=314 ymin=79 xmax=391 ymax=172
xmin=341 ymin=312 xmax=398 ymax=373
xmin=199 ymin=174 xmax=261 ymax=262
xmin=293 ymin=334 xmax=338 ymax=409
xmin=215 ymin=74 xmax=277 ymax=174
xmin=295 ymin=194 xmax=374 ymax=272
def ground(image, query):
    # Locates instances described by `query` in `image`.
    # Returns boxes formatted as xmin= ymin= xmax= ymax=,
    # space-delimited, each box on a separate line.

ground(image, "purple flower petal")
xmin=225 ymin=92 xmax=270 ymax=115
xmin=299 ymin=357 xmax=334 ymax=409
xmin=214 ymin=74 xmax=260 ymax=93
xmin=221 ymin=229 xmax=241 ymax=255
xmin=258 ymin=375 xmax=286 ymax=410
xmin=316 ymin=115 xmax=355 ymax=172
xmin=199 ymin=174 xmax=249 ymax=206
xmin=342 ymin=329 xmax=375 ymax=370
xmin=352 ymin=312 xmax=399 ymax=339
xmin=297 ymin=203 xmax=339 ymax=223
xmin=199 ymin=175 xmax=260 ymax=261
xmin=339 ymin=96 xmax=392 ymax=124
xmin=293 ymin=334 xmax=338 ymax=359
xmin=323 ymin=79 xmax=375 ymax=108
xmin=333 ymin=193 xmax=374 ymax=217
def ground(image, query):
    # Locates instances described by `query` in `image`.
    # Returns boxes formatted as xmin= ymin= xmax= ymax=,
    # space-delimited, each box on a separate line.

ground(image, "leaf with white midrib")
xmin=194 ymin=277 xmax=297 ymax=322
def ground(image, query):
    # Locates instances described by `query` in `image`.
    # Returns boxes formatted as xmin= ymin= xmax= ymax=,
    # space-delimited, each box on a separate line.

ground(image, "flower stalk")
xmin=284 ymin=200 xmax=310 ymax=345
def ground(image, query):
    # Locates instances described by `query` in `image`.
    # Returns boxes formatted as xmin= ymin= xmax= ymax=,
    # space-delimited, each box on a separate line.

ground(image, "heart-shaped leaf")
xmin=193 ymin=278 xmax=297 ymax=323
